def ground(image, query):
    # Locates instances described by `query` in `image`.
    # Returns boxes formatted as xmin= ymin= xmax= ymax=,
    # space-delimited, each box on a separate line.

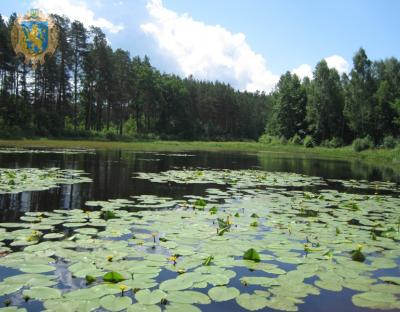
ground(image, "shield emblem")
xmin=11 ymin=9 xmax=58 ymax=69
xmin=21 ymin=21 xmax=49 ymax=55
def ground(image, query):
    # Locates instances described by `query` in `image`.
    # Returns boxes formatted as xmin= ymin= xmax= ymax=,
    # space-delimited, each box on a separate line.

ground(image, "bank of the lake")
xmin=0 ymin=139 xmax=399 ymax=170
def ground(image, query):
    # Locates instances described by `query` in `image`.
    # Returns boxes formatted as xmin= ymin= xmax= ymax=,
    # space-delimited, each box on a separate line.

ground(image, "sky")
xmin=1 ymin=0 xmax=399 ymax=92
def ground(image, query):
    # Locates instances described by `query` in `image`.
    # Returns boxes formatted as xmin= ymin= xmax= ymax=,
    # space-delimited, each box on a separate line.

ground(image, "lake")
xmin=0 ymin=149 xmax=399 ymax=312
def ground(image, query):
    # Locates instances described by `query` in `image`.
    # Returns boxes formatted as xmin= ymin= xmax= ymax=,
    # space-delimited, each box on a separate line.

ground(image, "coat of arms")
xmin=11 ymin=9 xmax=59 ymax=69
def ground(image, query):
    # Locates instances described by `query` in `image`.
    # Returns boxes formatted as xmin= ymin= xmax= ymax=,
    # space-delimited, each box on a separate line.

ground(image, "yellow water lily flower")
xmin=168 ymin=255 xmax=177 ymax=262
xmin=107 ymin=255 xmax=113 ymax=262
xmin=119 ymin=284 xmax=128 ymax=292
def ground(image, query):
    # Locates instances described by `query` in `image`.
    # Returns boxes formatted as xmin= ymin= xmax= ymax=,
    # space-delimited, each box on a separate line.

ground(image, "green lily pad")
xmin=243 ymin=248 xmax=260 ymax=262
xmin=23 ymin=287 xmax=61 ymax=300
xmin=99 ymin=295 xmax=132 ymax=311
xmin=166 ymin=290 xmax=211 ymax=304
xmin=352 ymin=291 xmax=400 ymax=310
xmin=126 ymin=304 xmax=161 ymax=312
xmin=160 ymin=278 xmax=193 ymax=291
xmin=208 ymin=286 xmax=240 ymax=302
xmin=164 ymin=303 xmax=201 ymax=312
xmin=103 ymin=271 xmax=126 ymax=283
xmin=135 ymin=289 xmax=166 ymax=305
xmin=236 ymin=293 xmax=268 ymax=311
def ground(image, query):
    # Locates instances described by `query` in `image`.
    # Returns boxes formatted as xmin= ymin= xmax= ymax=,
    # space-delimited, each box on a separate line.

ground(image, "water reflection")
xmin=0 ymin=150 xmax=398 ymax=222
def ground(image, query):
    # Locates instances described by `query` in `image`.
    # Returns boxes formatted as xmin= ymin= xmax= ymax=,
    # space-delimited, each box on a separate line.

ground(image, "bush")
xmin=258 ymin=134 xmax=280 ymax=145
xmin=352 ymin=136 xmax=374 ymax=152
xmin=321 ymin=137 xmax=344 ymax=148
xmin=382 ymin=136 xmax=397 ymax=149
xmin=123 ymin=116 xmax=137 ymax=137
xmin=303 ymin=135 xmax=314 ymax=148
xmin=279 ymin=136 xmax=288 ymax=145
xmin=329 ymin=137 xmax=344 ymax=148
xmin=290 ymin=134 xmax=302 ymax=145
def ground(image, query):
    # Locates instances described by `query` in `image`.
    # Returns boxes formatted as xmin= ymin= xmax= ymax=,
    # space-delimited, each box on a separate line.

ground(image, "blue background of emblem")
xmin=21 ymin=21 xmax=48 ymax=54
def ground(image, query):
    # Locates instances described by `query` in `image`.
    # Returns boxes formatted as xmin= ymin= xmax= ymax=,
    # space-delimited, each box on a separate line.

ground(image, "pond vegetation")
xmin=0 ymin=166 xmax=398 ymax=311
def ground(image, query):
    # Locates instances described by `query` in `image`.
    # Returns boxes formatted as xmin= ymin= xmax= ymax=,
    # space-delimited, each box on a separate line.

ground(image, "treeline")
xmin=0 ymin=13 xmax=269 ymax=140
xmin=264 ymin=48 xmax=400 ymax=149
xmin=1 ymin=13 xmax=399 ymax=146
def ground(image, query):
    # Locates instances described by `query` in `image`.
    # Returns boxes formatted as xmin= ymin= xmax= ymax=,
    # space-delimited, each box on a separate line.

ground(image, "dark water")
xmin=0 ymin=150 xmax=398 ymax=222
xmin=0 ymin=149 xmax=399 ymax=312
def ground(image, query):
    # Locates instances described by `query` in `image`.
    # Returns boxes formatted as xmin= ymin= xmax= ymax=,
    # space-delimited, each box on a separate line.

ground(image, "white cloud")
xmin=32 ymin=0 xmax=124 ymax=33
xmin=2 ymin=15 xmax=9 ymax=24
xmin=324 ymin=55 xmax=349 ymax=74
xmin=292 ymin=55 xmax=349 ymax=80
xmin=140 ymin=0 xmax=278 ymax=92
xmin=292 ymin=64 xmax=313 ymax=80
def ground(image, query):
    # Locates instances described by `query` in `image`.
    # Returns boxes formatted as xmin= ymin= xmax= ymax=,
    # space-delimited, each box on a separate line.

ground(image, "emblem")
xmin=11 ymin=9 xmax=59 ymax=69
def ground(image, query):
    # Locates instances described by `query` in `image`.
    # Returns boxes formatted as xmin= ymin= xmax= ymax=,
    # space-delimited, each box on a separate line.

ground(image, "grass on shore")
xmin=0 ymin=138 xmax=398 ymax=169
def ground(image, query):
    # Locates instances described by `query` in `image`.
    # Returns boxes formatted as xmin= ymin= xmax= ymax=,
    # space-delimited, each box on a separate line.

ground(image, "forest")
xmin=0 ymin=13 xmax=399 ymax=148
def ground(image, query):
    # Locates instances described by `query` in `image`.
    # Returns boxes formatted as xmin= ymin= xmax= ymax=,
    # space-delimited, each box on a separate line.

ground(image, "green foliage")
xmin=353 ymin=136 xmax=374 ymax=152
xmin=0 ymin=12 xmax=399 ymax=145
xmin=85 ymin=275 xmax=96 ymax=285
xmin=123 ymin=116 xmax=137 ymax=137
xmin=102 ymin=271 xmax=125 ymax=283
xmin=267 ymin=72 xmax=307 ymax=139
xmin=321 ymin=137 xmax=344 ymax=148
xmin=290 ymin=134 xmax=303 ymax=145
xmin=243 ymin=248 xmax=261 ymax=262
xmin=307 ymin=60 xmax=345 ymax=141
xmin=303 ymin=135 xmax=315 ymax=148
xmin=258 ymin=134 xmax=280 ymax=145
xmin=382 ymin=136 xmax=397 ymax=149
xmin=351 ymin=246 xmax=366 ymax=262
xmin=203 ymin=256 xmax=214 ymax=266
xmin=194 ymin=198 xmax=207 ymax=208
xmin=209 ymin=206 xmax=218 ymax=214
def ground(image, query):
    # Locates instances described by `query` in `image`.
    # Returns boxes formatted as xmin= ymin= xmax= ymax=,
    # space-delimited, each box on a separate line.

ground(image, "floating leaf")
xmin=23 ymin=287 xmax=61 ymax=300
xmin=208 ymin=286 xmax=240 ymax=302
xmin=103 ymin=271 xmax=125 ymax=283
xmin=135 ymin=289 xmax=166 ymax=305
xmin=243 ymin=248 xmax=260 ymax=262
xmin=236 ymin=293 xmax=268 ymax=311
xmin=99 ymin=295 xmax=132 ymax=311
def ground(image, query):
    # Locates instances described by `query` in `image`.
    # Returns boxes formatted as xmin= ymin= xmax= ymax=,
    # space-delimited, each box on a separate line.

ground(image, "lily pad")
xmin=208 ymin=286 xmax=240 ymax=302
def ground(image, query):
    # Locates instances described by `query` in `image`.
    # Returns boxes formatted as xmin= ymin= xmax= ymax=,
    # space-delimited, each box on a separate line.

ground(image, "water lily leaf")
xmin=99 ymin=295 xmax=132 ymax=311
xmin=126 ymin=304 xmax=161 ymax=312
xmin=23 ymin=287 xmax=61 ymax=300
xmin=236 ymin=293 xmax=268 ymax=311
xmin=204 ymin=274 xmax=230 ymax=286
xmin=19 ymin=264 xmax=55 ymax=273
xmin=45 ymin=299 xmax=100 ymax=312
xmin=103 ymin=271 xmax=126 ymax=283
xmin=160 ymin=278 xmax=193 ymax=291
xmin=0 ymin=308 xmax=27 ymax=312
xmin=164 ymin=303 xmax=201 ymax=312
xmin=69 ymin=262 xmax=103 ymax=278
xmin=135 ymin=289 xmax=166 ymax=305
xmin=0 ymin=284 xmax=22 ymax=296
xmin=166 ymin=290 xmax=210 ymax=304
xmin=43 ymin=233 xmax=65 ymax=239
xmin=265 ymin=296 xmax=301 ymax=311
xmin=240 ymin=276 xmax=278 ymax=287
xmin=208 ymin=286 xmax=240 ymax=302
xmin=243 ymin=248 xmax=260 ymax=262
xmin=314 ymin=279 xmax=343 ymax=292
xmin=64 ymin=284 xmax=120 ymax=300
xmin=379 ymin=276 xmax=400 ymax=285
xmin=352 ymin=292 xmax=400 ymax=310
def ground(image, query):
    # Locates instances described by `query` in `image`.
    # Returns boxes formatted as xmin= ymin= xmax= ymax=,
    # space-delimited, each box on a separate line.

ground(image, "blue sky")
xmin=1 ymin=0 xmax=399 ymax=92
